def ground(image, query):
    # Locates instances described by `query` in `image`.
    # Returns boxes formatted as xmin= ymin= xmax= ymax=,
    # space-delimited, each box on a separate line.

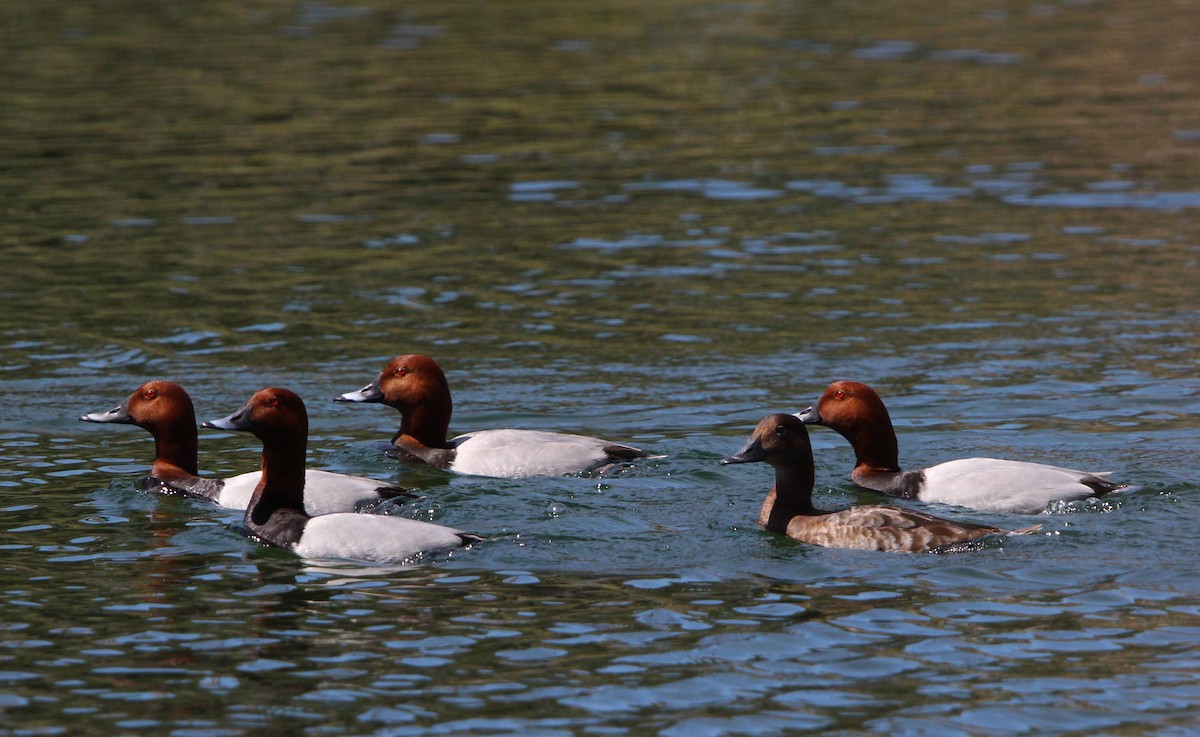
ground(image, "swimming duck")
xmin=335 ymin=354 xmax=654 ymax=478
xmin=81 ymin=380 xmax=410 ymax=514
xmin=721 ymin=413 xmax=1039 ymax=553
xmin=204 ymin=387 xmax=480 ymax=562
xmin=797 ymin=381 xmax=1124 ymax=514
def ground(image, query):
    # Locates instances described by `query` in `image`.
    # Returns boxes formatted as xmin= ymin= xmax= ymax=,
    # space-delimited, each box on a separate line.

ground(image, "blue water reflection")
xmin=3 ymin=0 xmax=1200 ymax=733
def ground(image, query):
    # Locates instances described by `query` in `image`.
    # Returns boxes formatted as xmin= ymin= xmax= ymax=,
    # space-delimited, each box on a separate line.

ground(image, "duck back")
xmin=293 ymin=514 xmax=474 ymax=562
xmin=448 ymin=429 xmax=647 ymax=478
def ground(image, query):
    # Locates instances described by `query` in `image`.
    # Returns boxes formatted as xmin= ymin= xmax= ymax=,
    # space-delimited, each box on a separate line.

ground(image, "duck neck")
xmin=149 ymin=418 xmax=200 ymax=482
xmin=248 ymin=439 xmax=308 ymax=524
xmin=845 ymin=422 xmax=901 ymax=473
xmin=760 ymin=464 xmax=818 ymax=529
xmin=398 ymin=394 xmax=452 ymax=448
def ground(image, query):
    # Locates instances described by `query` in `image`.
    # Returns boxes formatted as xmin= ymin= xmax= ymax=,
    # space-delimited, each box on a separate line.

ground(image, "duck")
xmin=335 ymin=354 xmax=655 ymax=478
xmin=797 ymin=381 xmax=1125 ymax=514
xmin=203 ymin=387 xmax=480 ymax=563
xmin=720 ymin=413 xmax=1039 ymax=553
xmin=80 ymin=380 xmax=411 ymax=515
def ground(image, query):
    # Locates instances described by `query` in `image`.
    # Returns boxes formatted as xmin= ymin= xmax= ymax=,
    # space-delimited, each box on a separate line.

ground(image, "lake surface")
xmin=2 ymin=1 xmax=1199 ymax=734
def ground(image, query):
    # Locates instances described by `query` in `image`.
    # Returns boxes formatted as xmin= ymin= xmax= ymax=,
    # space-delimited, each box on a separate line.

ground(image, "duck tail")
xmin=1005 ymin=524 xmax=1043 ymax=536
xmin=1084 ymin=474 xmax=1134 ymax=496
xmin=603 ymin=443 xmax=660 ymax=461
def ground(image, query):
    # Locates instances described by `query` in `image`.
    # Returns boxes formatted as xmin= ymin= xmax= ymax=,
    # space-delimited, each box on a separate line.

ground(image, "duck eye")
xmin=269 ymin=396 xmax=280 ymax=408
xmin=394 ymin=367 xmax=407 ymax=377
xmin=775 ymin=425 xmax=789 ymax=437
xmin=143 ymin=389 xmax=157 ymax=400
xmin=835 ymin=390 xmax=846 ymax=399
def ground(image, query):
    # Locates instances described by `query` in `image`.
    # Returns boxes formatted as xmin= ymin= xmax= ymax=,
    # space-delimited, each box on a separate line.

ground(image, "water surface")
xmin=2 ymin=1 xmax=1198 ymax=734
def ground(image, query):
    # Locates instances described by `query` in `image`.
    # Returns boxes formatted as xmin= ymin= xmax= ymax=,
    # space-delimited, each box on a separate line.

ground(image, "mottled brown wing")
xmin=786 ymin=505 xmax=999 ymax=554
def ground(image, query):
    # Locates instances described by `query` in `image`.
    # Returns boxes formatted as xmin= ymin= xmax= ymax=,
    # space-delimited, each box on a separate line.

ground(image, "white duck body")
xmin=917 ymin=458 xmax=1119 ymax=514
xmin=212 ymin=469 xmax=404 ymax=515
xmin=444 ymin=429 xmax=638 ymax=478
xmin=291 ymin=513 xmax=472 ymax=562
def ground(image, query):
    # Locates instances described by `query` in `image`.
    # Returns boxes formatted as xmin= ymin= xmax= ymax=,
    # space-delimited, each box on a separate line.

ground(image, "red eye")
xmin=269 ymin=396 xmax=280 ymax=408
xmin=835 ymin=390 xmax=846 ymax=399
xmin=144 ymin=389 xmax=157 ymax=400
xmin=395 ymin=367 xmax=407 ymax=377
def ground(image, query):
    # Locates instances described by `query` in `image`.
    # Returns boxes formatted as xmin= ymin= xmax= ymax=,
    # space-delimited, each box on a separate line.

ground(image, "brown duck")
xmin=721 ymin=413 xmax=1040 ymax=553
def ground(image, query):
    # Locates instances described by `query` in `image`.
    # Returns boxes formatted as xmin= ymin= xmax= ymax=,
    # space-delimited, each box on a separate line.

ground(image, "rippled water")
xmin=2 ymin=1 xmax=1199 ymax=734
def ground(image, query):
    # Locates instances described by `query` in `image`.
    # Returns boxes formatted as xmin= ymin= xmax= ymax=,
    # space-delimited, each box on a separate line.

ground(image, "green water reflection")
xmin=2 ymin=1 xmax=1199 ymax=734
xmin=3 ymin=0 xmax=1198 ymax=373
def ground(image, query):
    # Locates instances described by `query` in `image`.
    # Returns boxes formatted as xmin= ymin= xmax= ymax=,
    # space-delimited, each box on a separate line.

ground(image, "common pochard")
xmin=798 ymin=381 xmax=1125 ymax=514
xmin=721 ymin=413 xmax=1039 ymax=553
xmin=81 ymin=381 xmax=410 ymax=515
xmin=336 ymin=354 xmax=655 ymax=478
xmin=204 ymin=388 xmax=481 ymax=562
